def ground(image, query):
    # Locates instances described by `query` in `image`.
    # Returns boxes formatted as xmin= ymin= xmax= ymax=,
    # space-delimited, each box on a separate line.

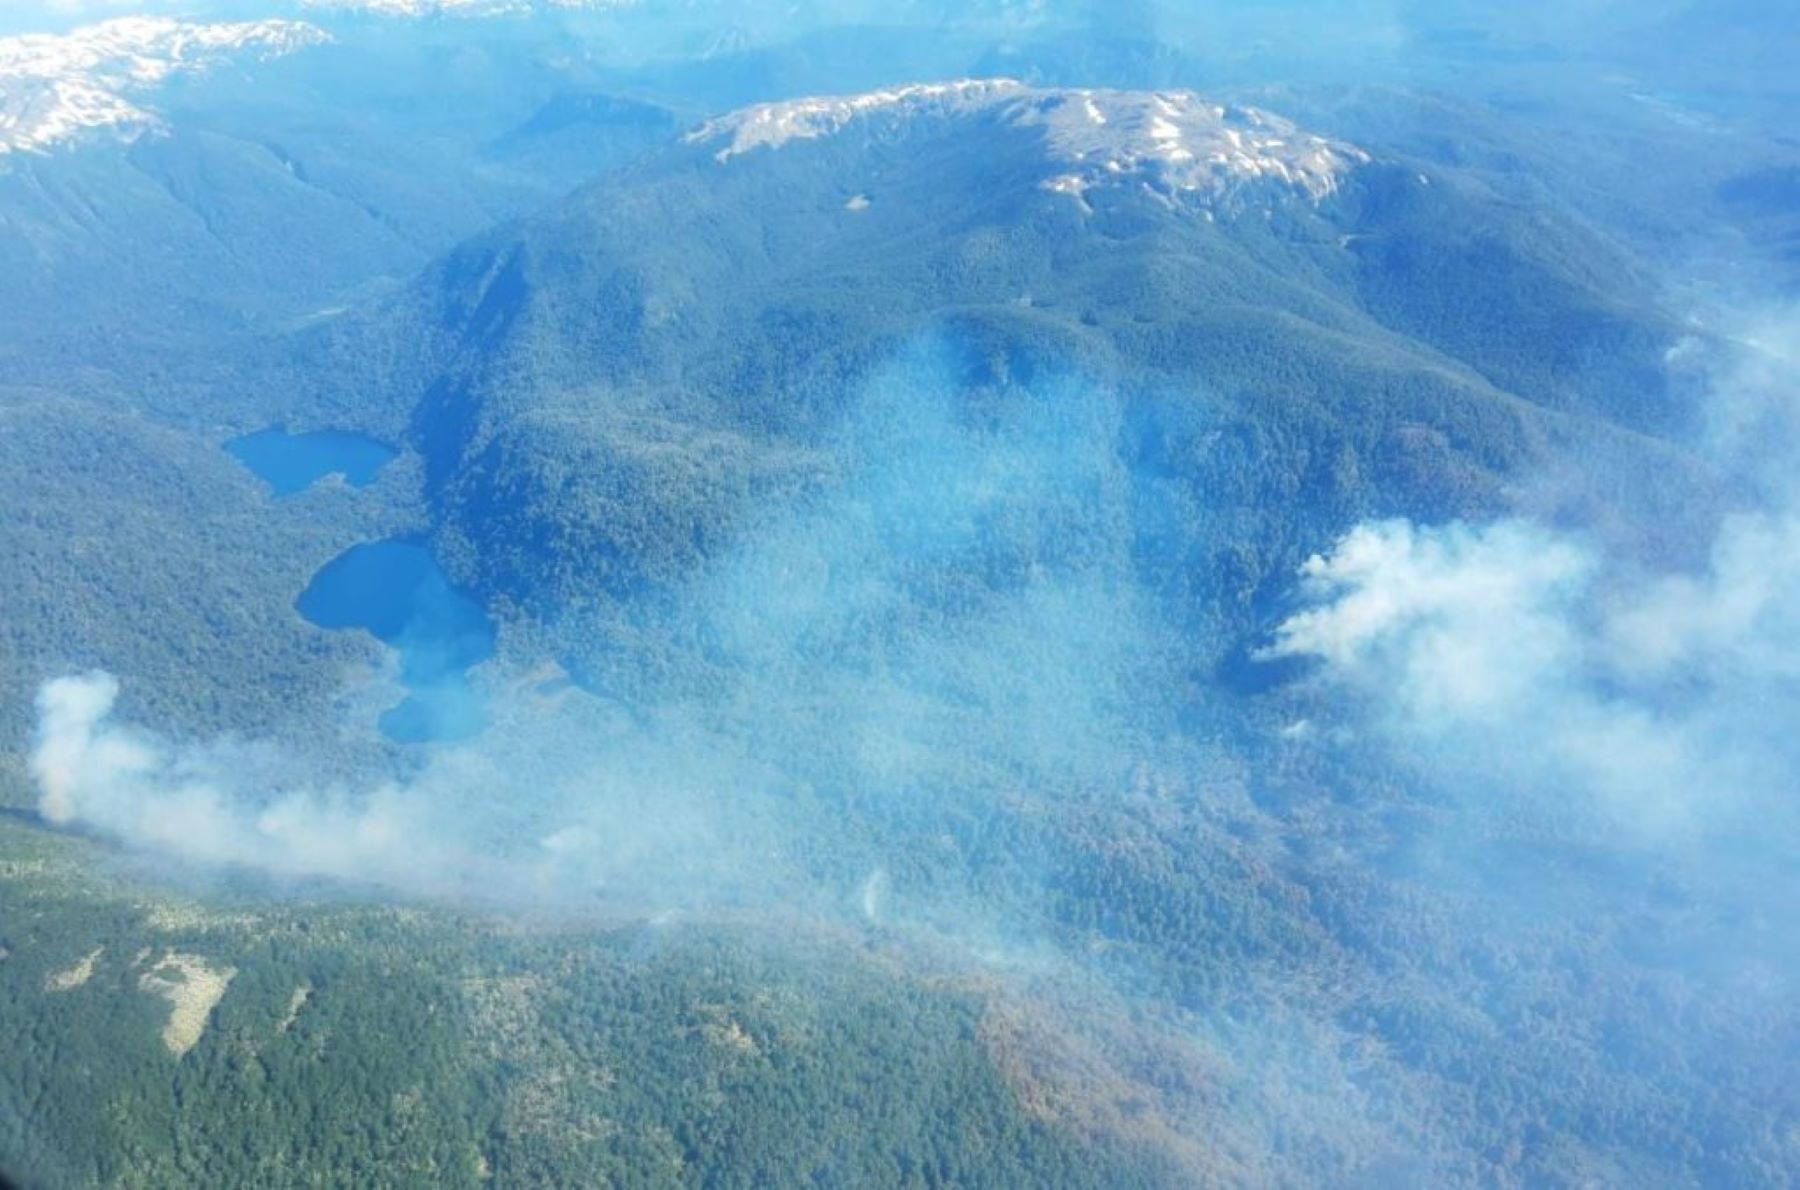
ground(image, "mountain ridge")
xmin=689 ymin=78 xmax=1372 ymax=214
xmin=0 ymin=17 xmax=330 ymax=156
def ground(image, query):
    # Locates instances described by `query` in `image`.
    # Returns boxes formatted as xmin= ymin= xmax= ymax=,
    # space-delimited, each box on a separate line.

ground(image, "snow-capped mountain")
xmin=273 ymin=74 xmax=1677 ymax=660
xmin=0 ymin=17 xmax=328 ymax=155
xmin=689 ymin=80 xmax=1370 ymax=211
xmin=298 ymin=0 xmax=636 ymax=15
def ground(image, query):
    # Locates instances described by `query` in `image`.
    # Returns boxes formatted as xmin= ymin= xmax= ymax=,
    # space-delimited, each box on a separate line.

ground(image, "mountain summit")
xmin=690 ymin=79 xmax=1370 ymax=212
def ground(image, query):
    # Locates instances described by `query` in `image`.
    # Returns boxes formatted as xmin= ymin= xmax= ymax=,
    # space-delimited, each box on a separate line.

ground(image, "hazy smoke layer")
xmin=27 ymin=343 xmax=1185 ymax=921
xmin=22 ymin=287 xmax=1800 ymax=1190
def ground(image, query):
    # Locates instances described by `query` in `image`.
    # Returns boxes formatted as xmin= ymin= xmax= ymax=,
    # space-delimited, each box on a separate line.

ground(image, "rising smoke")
xmin=1268 ymin=313 xmax=1800 ymax=843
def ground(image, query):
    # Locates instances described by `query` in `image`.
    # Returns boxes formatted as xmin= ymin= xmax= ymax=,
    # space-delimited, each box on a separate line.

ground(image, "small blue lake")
xmin=227 ymin=428 xmax=397 ymax=496
xmin=297 ymin=539 xmax=495 ymax=744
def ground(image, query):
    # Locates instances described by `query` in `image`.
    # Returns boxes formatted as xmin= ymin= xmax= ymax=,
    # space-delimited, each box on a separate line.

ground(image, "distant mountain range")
xmin=0 ymin=17 xmax=330 ymax=156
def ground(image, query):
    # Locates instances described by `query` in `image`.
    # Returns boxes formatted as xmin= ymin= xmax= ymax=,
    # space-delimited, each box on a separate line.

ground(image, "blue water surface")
xmin=297 ymin=539 xmax=495 ymax=743
xmin=227 ymin=428 xmax=397 ymax=496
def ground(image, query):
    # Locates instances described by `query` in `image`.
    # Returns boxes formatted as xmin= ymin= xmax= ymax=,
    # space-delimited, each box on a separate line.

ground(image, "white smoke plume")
xmin=31 ymin=671 xmax=126 ymax=826
xmin=30 ymin=670 xmax=493 ymax=893
xmin=1269 ymin=312 xmax=1800 ymax=838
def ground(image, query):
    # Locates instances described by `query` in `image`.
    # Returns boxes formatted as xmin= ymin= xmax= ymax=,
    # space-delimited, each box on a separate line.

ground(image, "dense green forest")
xmin=0 ymin=386 xmax=425 ymax=757
xmin=0 ymin=763 xmax=1169 ymax=1188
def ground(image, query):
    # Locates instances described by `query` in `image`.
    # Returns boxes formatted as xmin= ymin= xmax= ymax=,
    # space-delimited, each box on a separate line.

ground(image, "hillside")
xmin=279 ymin=81 xmax=1695 ymax=678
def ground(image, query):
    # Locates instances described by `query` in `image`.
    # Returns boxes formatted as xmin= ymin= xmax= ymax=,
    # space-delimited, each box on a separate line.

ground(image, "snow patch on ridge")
xmin=691 ymin=79 xmax=1028 ymax=160
xmin=300 ymin=0 xmax=636 ymax=16
xmin=691 ymin=79 xmax=1369 ymax=212
xmin=0 ymin=17 xmax=328 ymax=156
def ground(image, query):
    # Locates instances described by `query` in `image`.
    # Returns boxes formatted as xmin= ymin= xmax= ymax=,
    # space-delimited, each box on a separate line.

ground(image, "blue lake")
xmin=297 ymin=539 xmax=495 ymax=744
xmin=227 ymin=428 xmax=397 ymax=496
